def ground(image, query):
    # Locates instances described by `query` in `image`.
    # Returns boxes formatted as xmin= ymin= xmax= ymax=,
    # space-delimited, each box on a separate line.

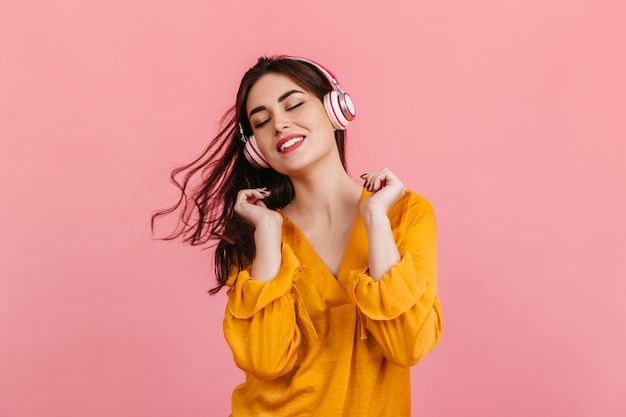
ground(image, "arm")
xmin=360 ymin=168 xmax=404 ymax=280
xmin=351 ymin=171 xmax=443 ymax=367
xmin=235 ymin=188 xmax=283 ymax=281
xmin=224 ymin=243 xmax=308 ymax=380
xmin=359 ymin=196 xmax=442 ymax=367
xmin=223 ymin=189 xmax=313 ymax=380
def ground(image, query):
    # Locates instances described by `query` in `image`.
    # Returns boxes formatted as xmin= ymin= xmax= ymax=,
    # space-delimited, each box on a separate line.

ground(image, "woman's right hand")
xmin=235 ymin=188 xmax=283 ymax=281
xmin=234 ymin=188 xmax=283 ymax=229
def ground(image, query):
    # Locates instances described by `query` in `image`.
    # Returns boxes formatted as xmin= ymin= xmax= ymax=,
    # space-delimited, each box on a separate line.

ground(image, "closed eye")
xmin=255 ymin=118 xmax=270 ymax=128
xmin=254 ymin=102 xmax=303 ymax=128
xmin=287 ymin=102 xmax=304 ymax=111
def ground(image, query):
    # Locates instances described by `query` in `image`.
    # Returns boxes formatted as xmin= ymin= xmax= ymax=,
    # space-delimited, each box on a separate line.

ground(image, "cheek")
xmin=254 ymin=134 xmax=274 ymax=156
xmin=311 ymin=106 xmax=334 ymax=132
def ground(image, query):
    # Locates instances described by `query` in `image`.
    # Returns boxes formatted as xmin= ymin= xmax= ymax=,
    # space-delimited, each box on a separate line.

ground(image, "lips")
xmin=276 ymin=134 xmax=305 ymax=152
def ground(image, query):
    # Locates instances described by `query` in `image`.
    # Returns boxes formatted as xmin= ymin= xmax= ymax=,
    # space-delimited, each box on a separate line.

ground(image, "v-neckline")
xmin=278 ymin=188 xmax=370 ymax=280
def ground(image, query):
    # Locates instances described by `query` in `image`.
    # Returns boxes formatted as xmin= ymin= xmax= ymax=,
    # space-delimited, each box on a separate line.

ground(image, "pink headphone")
xmin=240 ymin=56 xmax=356 ymax=169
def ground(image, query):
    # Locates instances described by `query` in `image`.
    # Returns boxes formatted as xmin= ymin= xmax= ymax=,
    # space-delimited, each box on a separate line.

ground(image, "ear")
xmin=323 ymin=90 xmax=356 ymax=130
xmin=243 ymin=134 xmax=271 ymax=169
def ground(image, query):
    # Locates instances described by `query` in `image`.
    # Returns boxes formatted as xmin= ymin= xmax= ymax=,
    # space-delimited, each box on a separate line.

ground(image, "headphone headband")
xmin=286 ymin=56 xmax=344 ymax=92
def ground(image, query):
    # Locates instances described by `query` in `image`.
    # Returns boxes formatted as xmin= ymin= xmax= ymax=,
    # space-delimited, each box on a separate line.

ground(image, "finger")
xmin=237 ymin=188 xmax=270 ymax=203
xmin=370 ymin=169 xmax=399 ymax=192
xmin=363 ymin=168 xmax=400 ymax=191
xmin=362 ymin=168 xmax=390 ymax=180
xmin=365 ymin=171 xmax=385 ymax=192
xmin=369 ymin=174 xmax=385 ymax=192
xmin=361 ymin=171 xmax=378 ymax=189
xmin=362 ymin=173 xmax=378 ymax=191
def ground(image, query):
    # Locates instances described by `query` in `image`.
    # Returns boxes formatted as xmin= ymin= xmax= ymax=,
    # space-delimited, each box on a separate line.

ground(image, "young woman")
xmin=153 ymin=56 xmax=443 ymax=416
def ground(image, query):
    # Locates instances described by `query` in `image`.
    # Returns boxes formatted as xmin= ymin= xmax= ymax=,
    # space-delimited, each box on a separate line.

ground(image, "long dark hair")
xmin=152 ymin=56 xmax=348 ymax=294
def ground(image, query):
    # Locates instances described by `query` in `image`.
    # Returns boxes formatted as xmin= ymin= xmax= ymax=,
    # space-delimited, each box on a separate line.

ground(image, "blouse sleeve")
xmin=223 ymin=242 xmax=315 ymax=381
xmin=344 ymin=193 xmax=443 ymax=367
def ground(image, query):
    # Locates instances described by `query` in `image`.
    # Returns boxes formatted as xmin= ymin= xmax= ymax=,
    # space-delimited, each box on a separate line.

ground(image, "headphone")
xmin=240 ymin=56 xmax=356 ymax=169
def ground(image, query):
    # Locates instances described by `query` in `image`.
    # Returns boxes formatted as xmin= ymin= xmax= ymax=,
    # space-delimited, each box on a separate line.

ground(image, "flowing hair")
xmin=151 ymin=56 xmax=348 ymax=294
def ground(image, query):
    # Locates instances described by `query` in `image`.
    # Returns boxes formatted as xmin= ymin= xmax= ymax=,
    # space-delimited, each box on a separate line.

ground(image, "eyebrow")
xmin=248 ymin=89 xmax=304 ymax=118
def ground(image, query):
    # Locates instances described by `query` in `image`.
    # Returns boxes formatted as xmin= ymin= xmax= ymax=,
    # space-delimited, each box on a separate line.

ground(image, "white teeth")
xmin=279 ymin=136 xmax=304 ymax=152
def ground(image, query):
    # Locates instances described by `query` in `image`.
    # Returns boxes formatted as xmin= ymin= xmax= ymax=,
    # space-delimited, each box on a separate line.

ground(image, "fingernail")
xmin=360 ymin=173 xmax=367 ymax=178
xmin=363 ymin=180 xmax=368 ymax=188
xmin=260 ymin=191 xmax=268 ymax=196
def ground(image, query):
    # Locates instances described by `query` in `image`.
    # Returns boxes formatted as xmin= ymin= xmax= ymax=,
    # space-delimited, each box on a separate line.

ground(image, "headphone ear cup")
xmin=323 ymin=90 xmax=356 ymax=130
xmin=243 ymin=134 xmax=271 ymax=169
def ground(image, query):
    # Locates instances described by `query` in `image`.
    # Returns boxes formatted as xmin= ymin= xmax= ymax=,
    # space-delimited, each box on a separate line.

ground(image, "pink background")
xmin=1 ymin=0 xmax=625 ymax=416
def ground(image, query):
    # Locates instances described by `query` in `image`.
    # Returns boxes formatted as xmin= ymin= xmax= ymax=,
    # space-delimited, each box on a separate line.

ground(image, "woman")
xmin=153 ymin=56 xmax=443 ymax=416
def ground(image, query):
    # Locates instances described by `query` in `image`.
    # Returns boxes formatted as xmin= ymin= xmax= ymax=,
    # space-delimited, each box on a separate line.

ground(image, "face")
xmin=245 ymin=73 xmax=338 ymax=174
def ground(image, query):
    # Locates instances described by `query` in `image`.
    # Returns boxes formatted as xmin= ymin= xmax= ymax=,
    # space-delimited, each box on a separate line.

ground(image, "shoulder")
xmin=388 ymin=190 xmax=436 ymax=227
xmin=390 ymin=189 xmax=435 ymax=216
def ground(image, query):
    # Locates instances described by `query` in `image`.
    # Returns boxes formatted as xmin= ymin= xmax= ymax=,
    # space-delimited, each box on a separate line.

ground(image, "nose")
xmin=272 ymin=111 xmax=291 ymax=134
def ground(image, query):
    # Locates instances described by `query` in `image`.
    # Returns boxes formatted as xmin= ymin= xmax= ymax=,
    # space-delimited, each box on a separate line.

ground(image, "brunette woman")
xmin=153 ymin=56 xmax=442 ymax=416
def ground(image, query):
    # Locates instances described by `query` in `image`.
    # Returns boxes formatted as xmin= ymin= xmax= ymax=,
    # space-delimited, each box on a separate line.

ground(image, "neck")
xmin=285 ymin=159 xmax=363 ymax=223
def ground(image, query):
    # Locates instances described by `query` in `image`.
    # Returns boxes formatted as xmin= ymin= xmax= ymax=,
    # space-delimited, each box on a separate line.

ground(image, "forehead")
xmin=246 ymin=73 xmax=304 ymax=109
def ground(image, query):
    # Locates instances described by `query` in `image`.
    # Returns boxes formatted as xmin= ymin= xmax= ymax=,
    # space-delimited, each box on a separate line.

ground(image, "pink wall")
xmin=1 ymin=1 xmax=625 ymax=416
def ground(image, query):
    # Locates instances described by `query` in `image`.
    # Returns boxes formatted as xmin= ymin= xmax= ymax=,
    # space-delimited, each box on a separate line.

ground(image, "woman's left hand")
xmin=360 ymin=168 xmax=406 ymax=215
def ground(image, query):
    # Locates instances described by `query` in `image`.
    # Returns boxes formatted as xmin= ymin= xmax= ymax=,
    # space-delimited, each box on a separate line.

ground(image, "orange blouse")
xmin=223 ymin=190 xmax=443 ymax=416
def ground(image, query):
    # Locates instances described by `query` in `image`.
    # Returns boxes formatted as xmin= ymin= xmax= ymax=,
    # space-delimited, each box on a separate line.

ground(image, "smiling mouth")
xmin=278 ymin=136 xmax=305 ymax=152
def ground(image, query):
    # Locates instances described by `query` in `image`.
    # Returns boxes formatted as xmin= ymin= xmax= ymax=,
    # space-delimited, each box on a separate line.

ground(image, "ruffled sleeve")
xmin=344 ymin=193 xmax=443 ymax=367
xmin=347 ymin=251 xmax=429 ymax=319
xmin=226 ymin=242 xmax=301 ymax=319
xmin=223 ymin=243 xmax=316 ymax=380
